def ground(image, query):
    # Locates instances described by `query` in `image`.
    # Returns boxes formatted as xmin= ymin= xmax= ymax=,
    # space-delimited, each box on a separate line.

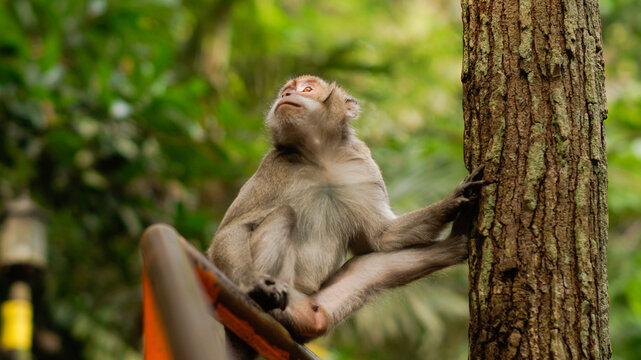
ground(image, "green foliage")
xmin=601 ymin=1 xmax=641 ymax=359
xmin=1 ymin=0 xmax=640 ymax=358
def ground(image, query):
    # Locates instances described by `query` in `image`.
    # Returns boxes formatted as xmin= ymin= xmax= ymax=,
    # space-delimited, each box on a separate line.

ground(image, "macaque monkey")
xmin=208 ymin=75 xmax=484 ymax=358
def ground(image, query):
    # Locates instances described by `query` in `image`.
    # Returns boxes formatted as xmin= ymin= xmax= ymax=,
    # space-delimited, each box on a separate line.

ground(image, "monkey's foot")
xmin=439 ymin=233 xmax=470 ymax=262
xmin=281 ymin=294 xmax=329 ymax=341
xmin=248 ymin=275 xmax=289 ymax=311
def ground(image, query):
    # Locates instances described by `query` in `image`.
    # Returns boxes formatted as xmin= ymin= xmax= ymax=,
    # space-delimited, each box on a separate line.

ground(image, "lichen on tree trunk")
xmin=461 ymin=0 xmax=611 ymax=358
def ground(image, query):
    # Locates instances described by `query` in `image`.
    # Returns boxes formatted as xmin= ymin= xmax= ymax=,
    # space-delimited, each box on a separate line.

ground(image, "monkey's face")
xmin=267 ymin=76 xmax=331 ymax=121
xmin=266 ymin=76 xmax=360 ymax=146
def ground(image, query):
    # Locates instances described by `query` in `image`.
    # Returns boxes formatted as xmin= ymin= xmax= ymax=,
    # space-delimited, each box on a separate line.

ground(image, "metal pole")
xmin=141 ymin=224 xmax=224 ymax=360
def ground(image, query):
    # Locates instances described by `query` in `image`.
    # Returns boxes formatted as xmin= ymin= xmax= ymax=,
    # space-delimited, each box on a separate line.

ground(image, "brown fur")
xmin=207 ymin=76 xmax=484 ymax=358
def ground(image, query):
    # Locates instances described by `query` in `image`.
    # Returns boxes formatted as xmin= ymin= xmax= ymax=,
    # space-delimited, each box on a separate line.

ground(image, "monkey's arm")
xmin=367 ymin=165 xmax=485 ymax=252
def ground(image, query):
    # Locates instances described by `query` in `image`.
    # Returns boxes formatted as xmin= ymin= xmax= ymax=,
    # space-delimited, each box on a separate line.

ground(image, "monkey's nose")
xmin=283 ymin=92 xmax=292 ymax=97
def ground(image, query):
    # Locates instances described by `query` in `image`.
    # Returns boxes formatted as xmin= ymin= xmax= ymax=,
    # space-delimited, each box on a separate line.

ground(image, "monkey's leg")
xmin=224 ymin=206 xmax=297 ymax=360
xmin=246 ymin=205 xmax=297 ymax=311
xmin=372 ymin=165 xmax=484 ymax=251
xmin=280 ymin=204 xmax=476 ymax=341
xmin=276 ymin=232 xmax=467 ymax=340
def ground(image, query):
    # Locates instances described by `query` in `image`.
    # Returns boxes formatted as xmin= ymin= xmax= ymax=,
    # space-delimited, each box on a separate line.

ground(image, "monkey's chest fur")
xmin=285 ymin=154 xmax=392 ymax=294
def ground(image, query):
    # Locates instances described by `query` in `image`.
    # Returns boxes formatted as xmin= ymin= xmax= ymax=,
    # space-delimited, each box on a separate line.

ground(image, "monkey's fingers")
xmin=468 ymin=164 xmax=485 ymax=181
xmin=278 ymin=291 xmax=289 ymax=311
xmin=462 ymin=165 xmax=484 ymax=183
xmin=461 ymin=180 xmax=487 ymax=198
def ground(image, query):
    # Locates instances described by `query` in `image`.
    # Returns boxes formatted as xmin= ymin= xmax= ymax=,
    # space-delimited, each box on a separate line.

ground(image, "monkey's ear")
xmin=345 ymin=97 xmax=360 ymax=120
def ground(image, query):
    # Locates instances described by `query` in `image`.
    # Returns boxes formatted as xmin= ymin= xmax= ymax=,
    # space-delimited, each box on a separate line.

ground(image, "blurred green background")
xmin=0 ymin=0 xmax=639 ymax=359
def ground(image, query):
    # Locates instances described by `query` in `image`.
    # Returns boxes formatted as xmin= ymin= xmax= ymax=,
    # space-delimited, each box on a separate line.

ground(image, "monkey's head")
xmin=266 ymin=75 xmax=360 ymax=147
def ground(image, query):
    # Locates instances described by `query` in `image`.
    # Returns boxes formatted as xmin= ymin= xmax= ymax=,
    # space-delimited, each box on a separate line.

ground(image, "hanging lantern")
xmin=0 ymin=196 xmax=47 ymax=268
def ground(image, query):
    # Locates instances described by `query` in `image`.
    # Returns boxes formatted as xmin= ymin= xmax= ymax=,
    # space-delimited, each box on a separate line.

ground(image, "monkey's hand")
xmin=247 ymin=275 xmax=289 ymax=311
xmin=442 ymin=173 xmax=484 ymax=261
xmin=443 ymin=164 xmax=486 ymax=221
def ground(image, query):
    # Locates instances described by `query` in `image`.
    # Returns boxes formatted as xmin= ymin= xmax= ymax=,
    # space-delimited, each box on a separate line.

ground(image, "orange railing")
xmin=141 ymin=224 xmax=319 ymax=360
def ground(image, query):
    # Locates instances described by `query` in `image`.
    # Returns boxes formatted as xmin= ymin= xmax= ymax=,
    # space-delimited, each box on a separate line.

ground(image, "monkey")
xmin=207 ymin=75 xmax=484 ymax=358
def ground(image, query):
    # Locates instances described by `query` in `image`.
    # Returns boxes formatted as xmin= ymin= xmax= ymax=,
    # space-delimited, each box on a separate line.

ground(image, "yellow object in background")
xmin=1 ymin=299 xmax=33 ymax=350
xmin=306 ymin=340 xmax=332 ymax=360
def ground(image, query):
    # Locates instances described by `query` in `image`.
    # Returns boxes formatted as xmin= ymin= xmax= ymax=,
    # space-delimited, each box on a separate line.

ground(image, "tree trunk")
xmin=461 ymin=0 xmax=611 ymax=358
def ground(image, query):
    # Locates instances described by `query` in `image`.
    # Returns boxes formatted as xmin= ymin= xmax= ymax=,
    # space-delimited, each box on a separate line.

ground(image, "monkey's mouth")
xmin=276 ymin=100 xmax=302 ymax=111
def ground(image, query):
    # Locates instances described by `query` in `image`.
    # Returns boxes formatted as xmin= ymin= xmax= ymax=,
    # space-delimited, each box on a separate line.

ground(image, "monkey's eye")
xmin=301 ymin=86 xmax=313 ymax=93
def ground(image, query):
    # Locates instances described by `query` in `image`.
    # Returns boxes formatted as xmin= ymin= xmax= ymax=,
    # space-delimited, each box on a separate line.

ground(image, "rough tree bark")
xmin=461 ymin=0 xmax=610 ymax=358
